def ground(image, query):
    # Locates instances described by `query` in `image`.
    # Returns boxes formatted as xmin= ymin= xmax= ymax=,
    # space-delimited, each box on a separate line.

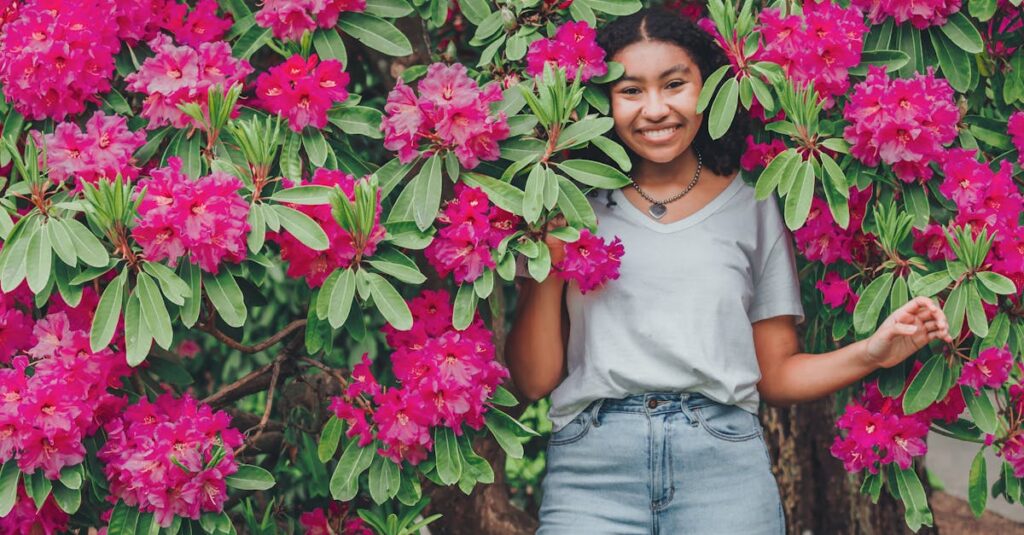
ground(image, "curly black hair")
xmin=593 ymin=7 xmax=749 ymax=177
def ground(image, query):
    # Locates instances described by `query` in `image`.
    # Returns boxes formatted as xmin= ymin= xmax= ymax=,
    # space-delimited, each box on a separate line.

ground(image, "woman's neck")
xmin=632 ymin=148 xmax=702 ymax=187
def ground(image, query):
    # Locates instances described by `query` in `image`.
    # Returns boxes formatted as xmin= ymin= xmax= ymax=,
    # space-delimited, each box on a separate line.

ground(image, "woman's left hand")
xmin=864 ymin=296 xmax=954 ymax=369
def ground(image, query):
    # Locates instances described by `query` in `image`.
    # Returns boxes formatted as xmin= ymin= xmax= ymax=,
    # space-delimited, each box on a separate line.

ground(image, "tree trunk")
xmin=762 ymin=398 xmax=938 ymax=535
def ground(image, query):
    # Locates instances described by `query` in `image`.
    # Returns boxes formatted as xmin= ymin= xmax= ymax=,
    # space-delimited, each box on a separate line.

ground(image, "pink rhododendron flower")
xmin=666 ymin=0 xmax=704 ymax=21
xmin=911 ymin=224 xmax=956 ymax=262
xmin=300 ymin=502 xmax=374 ymax=535
xmin=526 ymin=21 xmax=607 ymax=82
xmin=424 ymin=184 xmax=521 ymax=283
xmin=960 ymin=346 xmax=1013 ymax=394
xmin=815 ymin=271 xmax=858 ymax=314
xmin=125 ymin=34 xmax=252 ymax=129
xmin=554 ymin=229 xmax=624 ymax=293
xmin=113 ymin=0 xmax=167 ymax=44
xmin=99 ymin=393 xmax=243 ymax=527
xmin=793 ymin=186 xmax=874 ymax=265
xmin=0 ymin=0 xmax=121 ymax=120
xmin=162 ymin=0 xmax=233 ymax=47
xmin=851 ymin=0 xmax=962 ymax=29
xmin=843 ymin=67 xmax=959 ymax=183
xmin=133 ymin=158 xmax=250 ymax=273
xmin=0 ymin=482 xmax=68 ymax=535
xmin=985 ymin=1 xmax=1023 ymax=59
xmin=177 ymin=339 xmax=200 ymax=358
xmin=0 ymin=284 xmax=35 ymax=364
xmin=255 ymin=54 xmax=350 ymax=131
xmin=740 ymin=136 xmax=787 ymax=172
xmin=331 ymin=289 xmax=510 ymax=465
xmin=255 ymin=0 xmax=365 ymax=41
xmin=1002 ymin=433 xmax=1024 ymax=477
xmin=755 ymin=1 xmax=867 ymax=107
xmin=268 ymin=169 xmax=385 ymax=287
xmin=382 ymin=63 xmax=510 ymax=169
xmin=1009 ymin=111 xmax=1024 ymax=166
xmin=42 ymin=112 xmax=146 ymax=190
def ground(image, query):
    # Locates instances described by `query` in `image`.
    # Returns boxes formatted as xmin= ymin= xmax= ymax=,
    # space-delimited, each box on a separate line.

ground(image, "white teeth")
xmin=639 ymin=127 xmax=678 ymax=139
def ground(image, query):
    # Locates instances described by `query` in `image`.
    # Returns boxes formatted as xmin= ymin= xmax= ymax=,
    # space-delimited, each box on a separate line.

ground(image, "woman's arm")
xmin=505 ymin=275 xmax=569 ymax=402
xmin=753 ymin=296 xmax=953 ymax=406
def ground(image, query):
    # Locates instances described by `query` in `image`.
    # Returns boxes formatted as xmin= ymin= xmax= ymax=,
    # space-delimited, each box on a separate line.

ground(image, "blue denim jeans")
xmin=537 ymin=392 xmax=785 ymax=534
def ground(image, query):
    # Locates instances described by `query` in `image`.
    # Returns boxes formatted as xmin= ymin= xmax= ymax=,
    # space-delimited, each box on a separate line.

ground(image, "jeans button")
xmin=647 ymin=399 xmax=659 ymax=409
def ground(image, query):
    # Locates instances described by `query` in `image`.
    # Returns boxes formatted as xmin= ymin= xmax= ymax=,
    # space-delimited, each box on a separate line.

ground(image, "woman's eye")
xmin=621 ymin=87 xmax=641 ymax=95
xmin=667 ymin=80 xmax=685 ymax=89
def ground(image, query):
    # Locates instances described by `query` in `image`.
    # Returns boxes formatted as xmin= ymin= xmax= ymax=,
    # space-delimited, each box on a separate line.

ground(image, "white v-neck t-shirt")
xmin=548 ymin=175 xmax=805 ymax=432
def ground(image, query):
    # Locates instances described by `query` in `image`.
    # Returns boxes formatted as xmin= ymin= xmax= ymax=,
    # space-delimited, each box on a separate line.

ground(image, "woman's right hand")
xmin=543 ymin=214 xmax=569 ymax=265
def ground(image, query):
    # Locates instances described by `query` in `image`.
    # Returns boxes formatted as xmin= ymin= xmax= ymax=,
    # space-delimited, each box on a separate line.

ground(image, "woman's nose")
xmin=642 ymin=93 xmax=670 ymax=121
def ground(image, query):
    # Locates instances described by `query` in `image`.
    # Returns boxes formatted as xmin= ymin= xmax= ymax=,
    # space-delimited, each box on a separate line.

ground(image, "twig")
xmin=299 ymin=357 xmax=375 ymax=413
xmin=202 ymin=336 xmax=303 ymax=408
xmin=235 ymin=356 xmax=284 ymax=457
xmin=199 ymin=319 xmax=307 ymax=354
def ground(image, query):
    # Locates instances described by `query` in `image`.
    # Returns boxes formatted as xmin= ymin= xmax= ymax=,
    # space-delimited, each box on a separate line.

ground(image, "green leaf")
xmin=0 ymin=461 xmax=18 ymax=517
xmin=365 ymin=271 xmax=413 ymax=330
xmin=523 ymin=164 xmax=545 ymax=223
xmin=64 ymin=218 xmax=109 ymax=268
xmin=697 ymin=65 xmax=730 ymax=114
xmin=279 ymin=132 xmax=303 ymax=181
xmin=318 ymin=416 xmax=345 ymax=463
xmin=330 ymin=441 xmax=375 ymax=501
xmin=27 ymin=470 xmax=52 ymax=510
xmin=556 ymin=176 xmax=597 ymax=229
xmin=754 ymin=149 xmax=798 ymax=200
xmin=485 ymin=411 xmax=524 ymax=460
xmin=894 ymin=467 xmax=933 ymax=531
xmin=969 ymin=0 xmax=998 ymax=20
xmin=58 ymin=465 xmax=83 ymax=490
xmin=557 ymin=160 xmax=631 ymax=189
xmin=968 ymin=448 xmax=987 ymax=517
xmin=274 ymin=205 xmax=330 ymax=251
xmin=847 ymin=49 xmax=910 ymax=76
xmin=106 ymin=501 xmax=139 ymax=535
xmin=91 ymin=270 xmax=127 ymax=352
xmin=141 ymin=262 xmax=191 ymax=306
xmin=329 ymin=106 xmax=383 ymax=139
xmin=909 ymin=271 xmax=952 ymax=297
xmin=226 ymin=464 xmax=276 ymax=491
xmin=413 ymin=155 xmax=442 ymax=231
xmin=708 ymin=77 xmax=739 ymax=140
xmin=51 ymin=480 xmax=81 ymax=515
xmin=25 ymin=223 xmax=52 ymax=293
xmin=313 ymin=28 xmax=348 ymax=65
xmin=338 ymin=13 xmax=413 ymax=56
xmin=205 ymin=271 xmax=247 ymax=328
xmin=136 ymin=272 xmax=173 ymax=349
xmin=461 ymin=172 xmax=524 ymax=215
xmin=854 ymin=272 xmax=895 ymax=335
xmin=965 ymin=282 xmax=988 ymax=338
xmin=962 ymin=386 xmax=998 ymax=434
xmin=231 ymin=26 xmax=270 ymax=60
xmin=270 ymin=185 xmax=333 ymax=205
xmin=902 ymin=354 xmax=947 ymax=414
xmin=46 ymin=219 xmax=77 ymax=267
xmin=944 ymin=283 xmax=969 ymax=340
xmin=434 ymin=427 xmax=463 ymax=485
xmin=930 ymin=29 xmax=973 ymax=93
xmin=583 ymin=0 xmax=641 ymax=15
xmin=124 ymin=292 xmax=151 ymax=366
xmin=591 ymin=135 xmax=632 ymax=172
xmin=939 ymin=12 xmax=985 ymax=54
xmin=490 ymin=385 xmax=519 ymax=407
xmin=453 ymin=283 xmax=477 ymax=331
xmin=977 ymin=271 xmax=1016 ymax=295
xmin=181 ymin=262 xmax=202 ymax=328
xmin=456 ymin=0 xmax=489 ymax=24
xmin=328 ymin=268 xmax=356 ymax=329
xmin=302 ymin=129 xmax=329 ymax=167
xmin=555 ymin=117 xmax=614 ymax=150
xmin=783 ymin=160 xmax=815 ymax=230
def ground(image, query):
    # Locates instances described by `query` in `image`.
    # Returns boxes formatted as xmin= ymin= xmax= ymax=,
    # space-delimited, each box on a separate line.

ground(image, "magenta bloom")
xmin=1010 ymin=111 xmax=1024 ymax=167
xmin=554 ymin=229 xmax=624 ymax=294
xmin=382 ymin=63 xmax=509 ymax=169
xmin=161 ymin=0 xmax=233 ymax=48
xmin=740 ymin=136 xmax=787 ymax=172
xmin=525 ymin=20 xmax=607 ymax=82
xmin=843 ymin=67 xmax=959 ymax=183
xmin=268 ymin=170 xmax=385 ymax=287
xmin=0 ymin=482 xmax=68 ymax=535
xmin=300 ymin=502 xmax=374 ymax=535
xmin=793 ymin=186 xmax=874 ymax=265
xmin=255 ymin=54 xmax=350 ymax=132
xmin=98 ymin=393 xmax=243 ymax=527
xmin=125 ymin=34 xmax=252 ymax=129
xmin=815 ymin=271 xmax=858 ymax=314
xmin=42 ymin=112 xmax=146 ymax=190
xmin=424 ymin=184 xmax=521 ymax=283
xmin=112 ymin=0 xmax=166 ymax=44
xmin=0 ymin=0 xmax=121 ymax=120
xmin=255 ymin=0 xmax=365 ymax=41
xmin=960 ymin=346 xmax=1013 ymax=394
xmin=132 ymin=158 xmax=250 ymax=273
xmin=911 ymin=224 xmax=956 ymax=262
xmin=851 ymin=0 xmax=962 ymax=29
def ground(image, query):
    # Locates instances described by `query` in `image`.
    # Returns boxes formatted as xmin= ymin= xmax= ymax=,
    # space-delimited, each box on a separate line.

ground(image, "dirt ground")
xmin=933 ymin=491 xmax=1024 ymax=534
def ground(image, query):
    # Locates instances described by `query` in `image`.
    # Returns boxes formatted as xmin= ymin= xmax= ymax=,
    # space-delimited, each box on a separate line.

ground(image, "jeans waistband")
xmin=583 ymin=391 xmax=721 ymax=423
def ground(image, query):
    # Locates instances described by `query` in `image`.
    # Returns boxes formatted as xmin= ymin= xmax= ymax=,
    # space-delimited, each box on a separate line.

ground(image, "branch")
xmin=234 ymin=356 xmax=284 ymax=457
xmin=202 ymin=336 xmax=303 ymax=409
xmin=198 ymin=318 xmax=307 ymax=354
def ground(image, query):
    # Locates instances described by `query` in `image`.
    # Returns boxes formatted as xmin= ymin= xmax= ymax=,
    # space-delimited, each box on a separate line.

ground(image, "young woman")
xmin=505 ymin=8 xmax=953 ymax=534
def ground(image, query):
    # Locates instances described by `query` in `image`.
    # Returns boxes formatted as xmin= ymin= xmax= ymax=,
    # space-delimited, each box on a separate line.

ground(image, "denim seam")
xmin=693 ymin=407 xmax=761 ymax=442
xmin=548 ymin=412 xmax=592 ymax=446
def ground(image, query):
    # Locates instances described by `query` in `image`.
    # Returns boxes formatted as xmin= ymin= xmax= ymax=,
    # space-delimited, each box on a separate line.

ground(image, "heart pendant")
xmin=648 ymin=203 xmax=667 ymax=220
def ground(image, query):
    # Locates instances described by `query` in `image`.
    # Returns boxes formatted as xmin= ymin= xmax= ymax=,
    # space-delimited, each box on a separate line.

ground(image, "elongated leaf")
xmin=903 ymin=355 xmax=946 ymax=414
xmin=434 ymin=427 xmax=463 ymax=485
xmin=965 ymin=282 xmax=988 ymax=338
xmin=329 ymin=106 xmax=383 ymax=139
xmin=205 ymin=271 xmax=247 ymax=327
xmin=64 ymin=218 xmax=108 ymax=268
xmin=453 ymin=283 xmax=477 ymax=331
xmin=930 ymin=29 xmax=973 ymax=93
xmin=0 ymin=460 xmax=19 ymax=517
xmin=523 ymin=164 xmax=545 ymax=223
xmin=853 ymin=272 xmax=895 ymax=335
xmin=697 ymin=65 xmax=730 ymax=113
xmin=557 ymin=160 xmax=630 ymax=189
xmin=226 ymin=464 xmax=276 ymax=490
xmin=556 ymin=176 xmax=597 ymax=229
xmin=939 ymin=12 xmax=984 ymax=54
xmin=708 ymin=77 xmax=739 ymax=140
xmin=302 ymin=129 xmax=329 ymax=167
xmin=365 ymin=258 xmax=425 ymax=285
xmin=584 ymin=0 xmax=641 ymax=15
xmin=977 ymin=271 xmax=1016 ymax=295
xmin=136 ymin=272 xmax=173 ymax=349
xmin=274 ymin=205 xmax=330 ymax=251
xmin=490 ymin=385 xmax=519 ymax=407
xmin=280 ymin=132 xmax=302 ymax=181
xmin=591 ymin=135 xmax=632 ymax=172
xmin=365 ymin=272 xmax=412 ymax=330
xmin=413 ymin=155 xmax=442 ymax=231
xmin=847 ymin=49 xmax=910 ymax=76
xmin=328 ymin=268 xmax=356 ymax=329
xmin=555 ymin=117 xmax=613 ymax=150
xmin=461 ymin=172 xmax=524 ymax=214
xmin=944 ymin=283 xmax=968 ymax=340
xmin=962 ymin=386 xmax=998 ymax=434
xmin=51 ymin=480 xmax=81 ymax=515
xmin=338 ymin=13 xmax=412 ymax=56
xmin=910 ymin=271 xmax=952 ymax=297
xmin=25 ymin=224 xmax=51 ymax=293
xmin=783 ymin=160 xmax=815 ymax=230
xmin=270 ymin=185 xmax=333 ymax=205
xmin=968 ymin=448 xmax=987 ymax=517
xmin=124 ymin=292 xmax=151 ymax=366
xmin=91 ymin=270 xmax=127 ymax=351
xmin=894 ymin=466 xmax=933 ymax=531
xmin=313 ymin=28 xmax=347 ymax=65
xmin=106 ymin=501 xmax=139 ymax=535
xmin=318 ymin=416 xmax=344 ymax=463
xmin=330 ymin=441 xmax=375 ymax=501
xmin=181 ymin=262 xmax=201 ymax=328
xmin=754 ymin=149 xmax=798 ymax=200
xmin=46 ymin=219 xmax=77 ymax=267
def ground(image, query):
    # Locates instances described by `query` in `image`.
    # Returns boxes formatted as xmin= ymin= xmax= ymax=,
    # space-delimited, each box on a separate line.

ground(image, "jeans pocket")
xmin=549 ymin=409 xmax=593 ymax=446
xmin=694 ymin=403 xmax=760 ymax=442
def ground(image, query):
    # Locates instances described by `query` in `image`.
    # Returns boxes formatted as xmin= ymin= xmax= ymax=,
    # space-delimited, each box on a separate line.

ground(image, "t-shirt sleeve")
xmin=749 ymin=232 xmax=805 ymax=324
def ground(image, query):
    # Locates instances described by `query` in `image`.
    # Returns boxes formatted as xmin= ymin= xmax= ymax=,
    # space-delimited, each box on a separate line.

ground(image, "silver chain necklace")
xmin=630 ymin=151 xmax=703 ymax=220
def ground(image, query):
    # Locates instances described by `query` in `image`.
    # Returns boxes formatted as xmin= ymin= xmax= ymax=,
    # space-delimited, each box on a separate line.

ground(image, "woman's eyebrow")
xmin=618 ymin=64 xmax=692 ymax=83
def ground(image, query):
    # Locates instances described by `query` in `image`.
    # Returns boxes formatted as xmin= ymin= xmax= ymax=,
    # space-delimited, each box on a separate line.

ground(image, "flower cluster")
xmin=112 ymin=0 xmax=165 ymax=44
xmin=843 ymin=67 xmax=959 ymax=183
xmin=0 ymin=482 xmax=68 ymax=535
xmin=299 ymin=501 xmax=374 ymax=535
xmin=0 ymin=0 xmax=121 ymax=120
xmin=269 ymin=169 xmax=385 ymax=287
xmin=553 ymin=229 xmax=624 ymax=294
xmin=329 ymin=290 xmax=510 ymax=465
xmin=815 ymin=272 xmax=858 ymax=314
xmin=851 ymin=0 xmax=962 ymax=29
xmin=162 ymin=0 xmax=233 ymax=48
xmin=99 ymin=393 xmax=243 ymax=527
xmin=740 ymin=136 xmax=787 ymax=172
xmin=1010 ymin=111 xmax=1024 ymax=166
xmin=960 ymin=346 xmax=1013 ymax=394
xmin=125 ymin=34 xmax=252 ymax=129
xmin=756 ymin=1 xmax=867 ymax=107
xmin=255 ymin=0 xmax=365 ymax=41
xmin=381 ymin=62 xmax=510 ymax=169
xmin=0 ymin=310 xmax=130 ymax=479
xmin=985 ymin=1 xmax=1023 ymax=60
xmin=911 ymin=224 xmax=956 ymax=262
xmin=793 ymin=186 xmax=874 ymax=266
xmin=424 ymin=184 xmax=520 ymax=284
xmin=832 ymin=370 xmax=965 ymax=473
xmin=255 ymin=54 xmax=350 ymax=132
xmin=0 ymin=284 xmax=34 ymax=364
xmin=525 ymin=21 xmax=607 ymax=82
xmin=132 ymin=157 xmax=250 ymax=273
xmin=41 ymin=112 xmax=146 ymax=189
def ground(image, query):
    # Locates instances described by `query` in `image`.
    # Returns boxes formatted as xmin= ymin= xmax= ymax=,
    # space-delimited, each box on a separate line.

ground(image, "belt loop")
xmin=678 ymin=393 xmax=698 ymax=427
xmin=589 ymin=398 xmax=605 ymax=428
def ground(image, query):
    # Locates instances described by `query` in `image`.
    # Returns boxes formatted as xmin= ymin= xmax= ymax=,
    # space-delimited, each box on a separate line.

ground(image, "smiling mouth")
xmin=637 ymin=126 xmax=680 ymax=140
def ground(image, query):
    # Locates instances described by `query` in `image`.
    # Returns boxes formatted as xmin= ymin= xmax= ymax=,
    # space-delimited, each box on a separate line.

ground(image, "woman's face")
xmin=610 ymin=41 xmax=704 ymax=165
